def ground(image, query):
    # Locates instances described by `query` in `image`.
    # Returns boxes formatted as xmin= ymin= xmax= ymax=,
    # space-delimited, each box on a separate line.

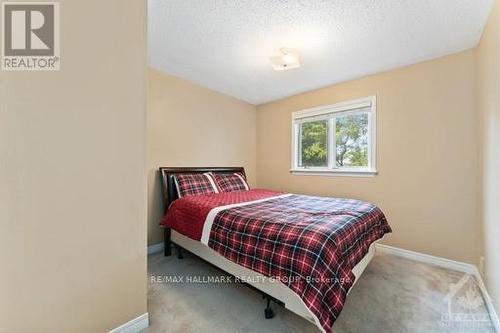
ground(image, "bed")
xmin=159 ymin=167 xmax=391 ymax=333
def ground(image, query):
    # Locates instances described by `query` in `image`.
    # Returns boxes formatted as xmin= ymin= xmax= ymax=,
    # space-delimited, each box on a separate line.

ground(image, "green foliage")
xmin=336 ymin=114 xmax=368 ymax=167
xmin=300 ymin=121 xmax=327 ymax=166
xmin=300 ymin=114 xmax=368 ymax=168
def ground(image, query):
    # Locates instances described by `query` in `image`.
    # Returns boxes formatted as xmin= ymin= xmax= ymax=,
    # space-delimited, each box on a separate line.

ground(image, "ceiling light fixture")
xmin=270 ymin=48 xmax=300 ymax=71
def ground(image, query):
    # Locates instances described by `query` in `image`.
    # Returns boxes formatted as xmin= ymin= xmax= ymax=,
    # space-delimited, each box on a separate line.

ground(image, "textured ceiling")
xmin=149 ymin=0 xmax=494 ymax=105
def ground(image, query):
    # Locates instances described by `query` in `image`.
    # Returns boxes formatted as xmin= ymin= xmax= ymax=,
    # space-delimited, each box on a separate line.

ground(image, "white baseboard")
xmin=376 ymin=244 xmax=499 ymax=332
xmin=375 ymin=244 xmax=476 ymax=274
xmin=108 ymin=313 xmax=149 ymax=333
xmin=147 ymin=242 xmax=164 ymax=255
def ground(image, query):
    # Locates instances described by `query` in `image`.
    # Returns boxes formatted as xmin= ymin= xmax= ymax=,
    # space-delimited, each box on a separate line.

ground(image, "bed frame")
xmin=159 ymin=166 xmax=376 ymax=326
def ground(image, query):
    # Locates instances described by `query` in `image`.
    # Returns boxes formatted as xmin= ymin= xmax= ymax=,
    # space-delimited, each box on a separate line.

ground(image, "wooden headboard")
xmin=159 ymin=167 xmax=246 ymax=213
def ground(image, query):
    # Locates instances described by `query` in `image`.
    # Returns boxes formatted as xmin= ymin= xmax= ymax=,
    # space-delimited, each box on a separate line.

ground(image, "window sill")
xmin=290 ymin=168 xmax=378 ymax=177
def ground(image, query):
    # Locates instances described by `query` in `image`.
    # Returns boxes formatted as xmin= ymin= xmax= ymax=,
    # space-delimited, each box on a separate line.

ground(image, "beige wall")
xmin=0 ymin=1 xmax=147 ymax=332
xmin=478 ymin=0 xmax=500 ymax=316
xmin=257 ymin=50 xmax=481 ymax=264
xmin=147 ymin=69 xmax=257 ymax=245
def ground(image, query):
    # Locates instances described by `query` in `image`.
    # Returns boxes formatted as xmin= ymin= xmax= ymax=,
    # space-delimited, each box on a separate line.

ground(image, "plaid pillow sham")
xmin=211 ymin=172 xmax=250 ymax=193
xmin=174 ymin=173 xmax=219 ymax=198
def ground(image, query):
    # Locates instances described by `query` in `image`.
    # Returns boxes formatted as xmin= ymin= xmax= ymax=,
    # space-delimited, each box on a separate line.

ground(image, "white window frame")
xmin=291 ymin=96 xmax=377 ymax=177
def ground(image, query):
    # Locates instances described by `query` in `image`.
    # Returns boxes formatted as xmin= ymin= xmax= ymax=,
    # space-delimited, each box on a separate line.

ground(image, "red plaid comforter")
xmin=162 ymin=190 xmax=391 ymax=332
xmin=161 ymin=189 xmax=280 ymax=240
xmin=206 ymin=194 xmax=391 ymax=332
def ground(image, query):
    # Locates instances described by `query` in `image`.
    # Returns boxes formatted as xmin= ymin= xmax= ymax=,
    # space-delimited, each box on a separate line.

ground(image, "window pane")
xmin=336 ymin=113 xmax=369 ymax=168
xmin=299 ymin=120 xmax=328 ymax=167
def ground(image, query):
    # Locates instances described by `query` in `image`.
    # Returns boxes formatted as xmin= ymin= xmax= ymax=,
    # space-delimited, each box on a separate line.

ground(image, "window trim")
xmin=290 ymin=96 xmax=377 ymax=177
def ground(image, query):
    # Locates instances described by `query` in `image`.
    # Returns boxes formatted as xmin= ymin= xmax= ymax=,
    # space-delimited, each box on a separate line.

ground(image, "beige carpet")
xmin=145 ymin=250 xmax=494 ymax=333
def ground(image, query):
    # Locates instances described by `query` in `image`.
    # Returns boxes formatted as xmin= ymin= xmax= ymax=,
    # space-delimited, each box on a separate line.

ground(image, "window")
xmin=291 ymin=96 xmax=377 ymax=176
